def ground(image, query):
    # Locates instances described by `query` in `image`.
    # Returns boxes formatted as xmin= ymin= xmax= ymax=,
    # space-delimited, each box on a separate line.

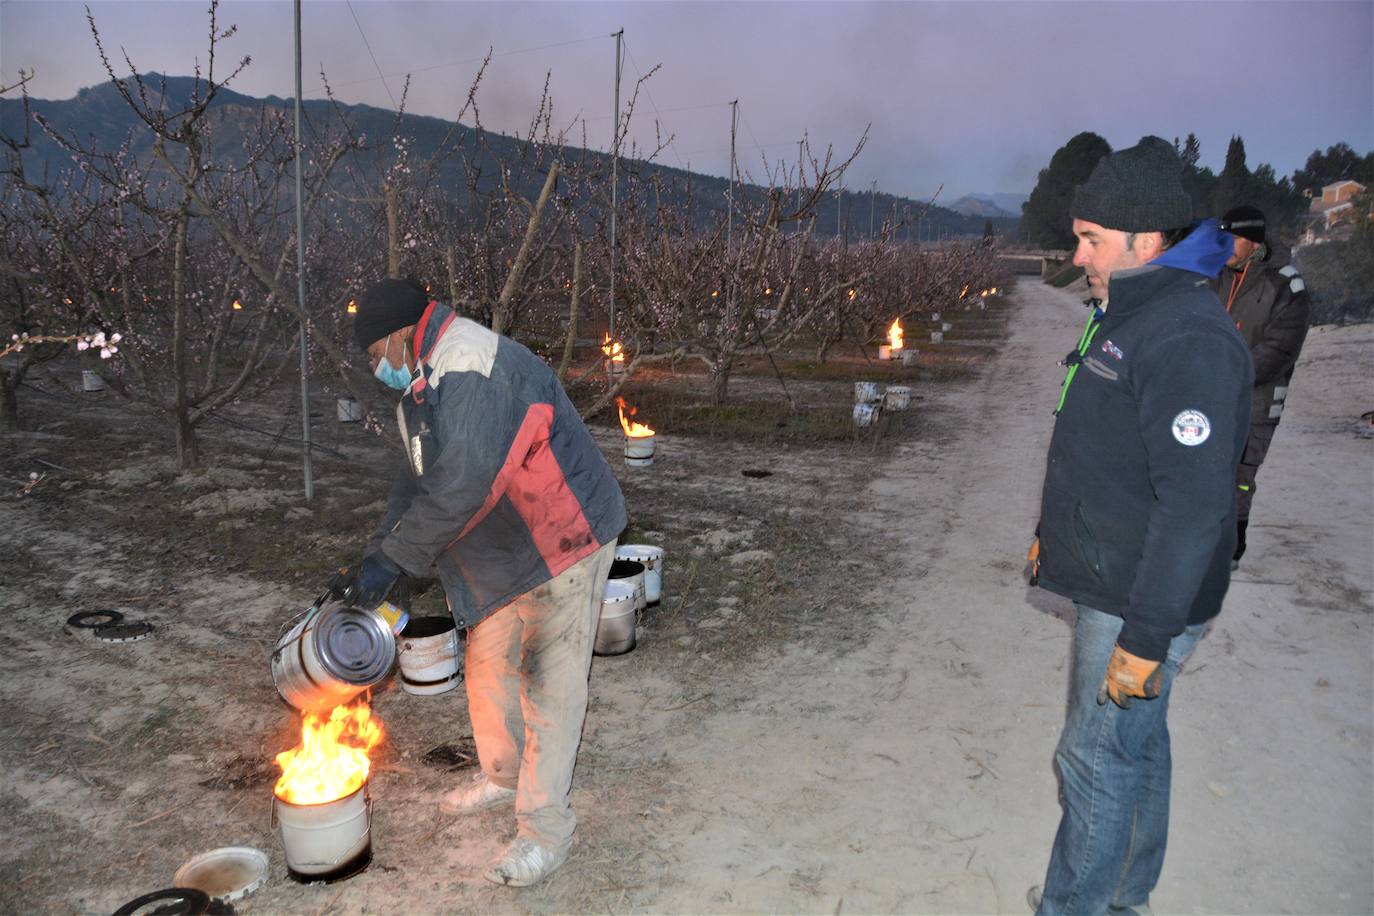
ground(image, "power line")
xmin=620 ymin=37 xmax=685 ymax=170
xmin=344 ymin=0 xmax=398 ymax=110
xmin=327 ymin=34 xmax=607 ymax=90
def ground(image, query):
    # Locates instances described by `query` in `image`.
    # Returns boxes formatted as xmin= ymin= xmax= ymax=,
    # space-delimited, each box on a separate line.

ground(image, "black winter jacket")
xmin=1037 ymin=230 xmax=1253 ymax=661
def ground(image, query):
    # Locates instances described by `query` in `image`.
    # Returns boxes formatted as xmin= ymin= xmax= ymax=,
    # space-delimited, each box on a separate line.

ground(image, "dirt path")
xmin=619 ymin=281 xmax=1374 ymax=914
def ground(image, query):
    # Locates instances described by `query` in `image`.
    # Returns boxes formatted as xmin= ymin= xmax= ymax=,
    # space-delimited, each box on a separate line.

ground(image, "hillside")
xmin=1 ymin=73 xmax=1017 ymax=240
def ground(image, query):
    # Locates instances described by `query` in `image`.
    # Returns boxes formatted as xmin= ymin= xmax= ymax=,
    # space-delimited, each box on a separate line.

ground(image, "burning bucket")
xmin=608 ymin=559 xmax=647 ymax=611
xmin=594 ymin=580 xmax=638 ymax=656
xmin=878 ymin=344 xmax=893 ymax=360
xmin=614 ymin=545 xmax=664 ymax=604
xmin=397 ymin=616 xmax=461 ymax=696
xmin=853 ymin=381 xmax=880 ymax=404
xmin=885 ymin=385 xmax=913 ymax=410
xmin=274 ymin=782 xmax=372 ymax=883
xmin=336 ymin=398 xmax=363 ymax=423
xmin=624 ymin=434 xmax=656 ymax=467
xmin=853 ymin=402 xmax=880 ymax=427
xmin=272 ymin=602 xmax=396 ymax=714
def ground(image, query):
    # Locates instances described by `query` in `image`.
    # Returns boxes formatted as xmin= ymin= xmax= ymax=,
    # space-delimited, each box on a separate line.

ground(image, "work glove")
xmin=1025 ymin=536 xmax=1041 ymax=586
xmin=349 ymin=553 xmax=401 ymax=610
xmin=1097 ymin=644 xmax=1163 ymax=709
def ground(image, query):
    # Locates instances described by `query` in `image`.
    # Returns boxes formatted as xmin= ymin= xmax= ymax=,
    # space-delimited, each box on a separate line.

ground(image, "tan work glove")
xmin=1025 ymin=537 xmax=1041 ymax=586
xmin=1097 ymin=645 xmax=1162 ymax=709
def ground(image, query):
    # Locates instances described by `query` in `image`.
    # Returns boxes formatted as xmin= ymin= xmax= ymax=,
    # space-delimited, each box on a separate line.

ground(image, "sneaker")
xmin=483 ymin=837 xmax=568 ymax=887
xmin=438 ymin=769 xmax=515 ymax=815
xmin=1027 ymin=885 xmax=1042 ymax=913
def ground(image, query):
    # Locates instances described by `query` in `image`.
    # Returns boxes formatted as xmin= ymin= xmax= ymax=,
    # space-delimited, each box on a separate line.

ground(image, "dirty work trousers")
xmin=1036 ymin=605 xmax=1206 ymax=916
xmin=464 ymin=540 xmax=617 ymax=853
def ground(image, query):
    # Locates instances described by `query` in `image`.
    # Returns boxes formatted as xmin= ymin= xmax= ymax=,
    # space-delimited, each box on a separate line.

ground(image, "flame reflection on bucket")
xmin=274 ymin=704 xmax=383 ymax=805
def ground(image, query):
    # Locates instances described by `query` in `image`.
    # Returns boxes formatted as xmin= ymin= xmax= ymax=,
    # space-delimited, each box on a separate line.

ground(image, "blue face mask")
xmin=373 ymin=335 xmax=413 ymax=390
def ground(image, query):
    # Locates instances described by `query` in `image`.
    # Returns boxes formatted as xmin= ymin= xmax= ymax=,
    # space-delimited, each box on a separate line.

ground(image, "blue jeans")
xmin=1037 ymin=605 xmax=1206 ymax=916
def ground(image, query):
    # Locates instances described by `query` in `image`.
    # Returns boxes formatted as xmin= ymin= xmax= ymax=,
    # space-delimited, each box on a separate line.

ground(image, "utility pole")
xmin=727 ymin=99 xmax=738 ymax=250
xmin=293 ymin=0 xmax=313 ymax=500
xmin=796 ymin=138 xmax=805 ymax=235
xmin=609 ymin=29 xmax=623 ymax=342
xmin=836 ymin=182 xmax=842 ymax=239
xmin=870 ymin=180 xmax=877 ymax=239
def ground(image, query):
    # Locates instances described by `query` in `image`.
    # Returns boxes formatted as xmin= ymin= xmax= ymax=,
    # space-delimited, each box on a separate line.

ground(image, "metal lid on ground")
xmin=314 ymin=606 xmax=395 ymax=685
xmin=172 ymin=846 xmax=268 ymax=903
xmin=94 ymin=621 xmax=156 ymax=642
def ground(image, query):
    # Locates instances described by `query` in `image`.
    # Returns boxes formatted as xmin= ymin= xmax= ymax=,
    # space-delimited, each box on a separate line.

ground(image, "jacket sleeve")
xmin=380 ymin=373 xmax=548 ymax=576
xmin=366 ymin=458 xmax=418 ymax=559
xmin=1250 ymin=271 xmax=1309 ymax=386
xmin=1119 ymin=328 xmax=1252 ymax=661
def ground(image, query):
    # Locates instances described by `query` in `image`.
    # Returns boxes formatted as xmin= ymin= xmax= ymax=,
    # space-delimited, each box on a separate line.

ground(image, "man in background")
xmin=1216 ymin=205 xmax=1311 ymax=568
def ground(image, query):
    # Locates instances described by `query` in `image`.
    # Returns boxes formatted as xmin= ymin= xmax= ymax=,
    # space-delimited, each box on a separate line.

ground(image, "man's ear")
xmin=1133 ymin=231 xmax=1166 ymax=263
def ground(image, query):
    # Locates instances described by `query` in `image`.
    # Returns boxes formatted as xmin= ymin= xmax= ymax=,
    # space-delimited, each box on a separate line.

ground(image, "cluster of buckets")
xmin=852 ymin=381 xmax=913 ymax=427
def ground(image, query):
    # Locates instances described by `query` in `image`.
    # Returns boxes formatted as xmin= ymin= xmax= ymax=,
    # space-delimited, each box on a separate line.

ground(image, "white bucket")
xmin=594 ymin=580 xmax=638 ymax=656
xmin=608 ymin=559 xmax=647 ymax=611
xmin=615 ymin=545 xmax=664 ymax=604
xmin=397 ymin=616 xmax=461 ymax=696
xmin=853 ymin=402 xmax=880 ymax=427
xmin=901 ymin=349 xmax=921 ymax=367
xmin=336 ymin=398 xmax=363 ymax=423
xmin=272 ymin=604 xmax=396 ymax=714
xmin=878 ymin=344 xmax=892 ymax=360
xmin=885 ymin=385 xmax=912 ymax=410
xmin=931 ymin=311 xmax=941 ymax=322
xmin=81 ymin=370 xmax=105 ymax=392
xmin=853 ymin=381 xmax=880 ymax=404
xmin=941 ymin=322 xmax=953 ymax=332
xmin=624 ymin=434 xmax=655 ymax=467
xmin=274 ymin=782 xmax=372 ymax=881
xmin=930 ymin=330 xmax=944 ymax=344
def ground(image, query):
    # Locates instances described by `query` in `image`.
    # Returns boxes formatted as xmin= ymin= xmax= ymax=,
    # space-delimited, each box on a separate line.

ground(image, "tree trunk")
xmin=0 ymin=369 xmax=19 ymax=432
xmin=709 ymin=357 xmax=732 ymax=405
xmin=171 ymin=202 xmax=200 ymax=470
xmin=557 ymin=242 xmax=581 ymax=383
xmin=175 ymin=411 xmax=200 ymax=470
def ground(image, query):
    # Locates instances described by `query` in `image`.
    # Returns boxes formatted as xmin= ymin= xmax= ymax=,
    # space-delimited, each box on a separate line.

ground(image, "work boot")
xmin=438 ymin=769 xmax=515 ymax=815
xmin=1232 ymin=518 xmax=1249 ymax=570
xmin=484 ymin=836 xmax=568 ymax=887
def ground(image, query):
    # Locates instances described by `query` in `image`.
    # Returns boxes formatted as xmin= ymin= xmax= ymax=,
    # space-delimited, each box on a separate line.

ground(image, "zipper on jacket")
xmin=1054 ymin=307 xmax=1104 ymax=416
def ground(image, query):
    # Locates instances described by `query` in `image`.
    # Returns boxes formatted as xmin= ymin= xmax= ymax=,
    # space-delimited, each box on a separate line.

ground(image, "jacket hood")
xmin=1151 ymin=218 xmax=1234 ymax=278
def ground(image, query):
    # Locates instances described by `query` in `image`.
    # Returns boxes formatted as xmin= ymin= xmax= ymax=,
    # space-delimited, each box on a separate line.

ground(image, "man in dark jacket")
xmin=350 ymin=278 xmax=627 ymax=887
xmin=1216 ymin=205 xmax=1310 ymax=567
xmin=1027 ymin=137 xmax=1252 ymax=916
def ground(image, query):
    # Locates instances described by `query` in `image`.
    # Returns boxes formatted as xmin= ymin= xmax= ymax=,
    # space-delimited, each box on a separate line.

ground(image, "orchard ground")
xmin=0 ymin=283 xmax=1370 ymax=914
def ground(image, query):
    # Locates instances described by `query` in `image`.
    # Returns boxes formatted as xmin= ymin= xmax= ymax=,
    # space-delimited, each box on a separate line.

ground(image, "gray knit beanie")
xmin=1071 ymin=136 xmax=1193 ymax=232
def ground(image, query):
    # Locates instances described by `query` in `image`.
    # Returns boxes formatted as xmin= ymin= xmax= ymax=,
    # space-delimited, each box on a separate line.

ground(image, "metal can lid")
xmin=111 ymin=887 xmax=215 ymax=916
xmin=94 ymin=621 xmax=155 ymax=643
xmin=68 ymin=609 xmax=125 ymax=629
xmin=314 ymin=606 xmax=395 ymax=685
xmin=172 ymin=846 xmax=268 ymax=903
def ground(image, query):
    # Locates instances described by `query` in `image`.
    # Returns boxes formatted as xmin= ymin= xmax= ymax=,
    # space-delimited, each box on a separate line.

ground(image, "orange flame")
xmin=346 ymin=299 xmax=358 ymax=314
xmin=887 ymin=317 xmax=904 ymax=351
xmin=616 ymin=397 xmax=655 ymax=438
xmin=960 ymin=284 xmax=970 ymax=299
xmin=601 ymin=334 xmax=625 ymax=364
xmin=274 ymin=703 xmax=383 ymax=805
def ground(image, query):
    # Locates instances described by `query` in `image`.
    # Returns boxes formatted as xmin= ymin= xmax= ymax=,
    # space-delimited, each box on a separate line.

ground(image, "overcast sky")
xmin=3 ymin=0 xmax=1370 ymax=202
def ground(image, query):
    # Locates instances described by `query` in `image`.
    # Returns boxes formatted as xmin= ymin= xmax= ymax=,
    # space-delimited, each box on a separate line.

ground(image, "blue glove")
xmin=351 ymin=553 xmax=401 ymax=610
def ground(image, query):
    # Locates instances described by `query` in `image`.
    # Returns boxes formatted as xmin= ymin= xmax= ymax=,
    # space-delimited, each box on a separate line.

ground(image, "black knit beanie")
xmin=1071 ymin=136 xmax=1193 ymax=232
xmin=1221 ymin=205 xmax=1266 ymax=244
xmin=353 ymin=278 xmax=429 ymax=350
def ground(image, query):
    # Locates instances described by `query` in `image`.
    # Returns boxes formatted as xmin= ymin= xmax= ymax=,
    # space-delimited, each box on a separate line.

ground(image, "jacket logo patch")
xmin=410 ymin=434 xmax=425 ymax=476
xmin=1101 ymin=339 xmax=1124 ymax=360
xmin=1172 ymin=410 xmax=1211 ymax=446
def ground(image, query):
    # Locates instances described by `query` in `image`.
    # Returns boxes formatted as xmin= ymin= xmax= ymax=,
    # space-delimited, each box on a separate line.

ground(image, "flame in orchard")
xmin=274 ymin=703 xmax=384 ymax=805
xmin=616 ymin=397 xmax=655 ymax=438
xmin=601 ymin=334 xmax=625 ymax=364
xmin=887 ymin=318 xmax=904 ymax=351
xmin=346 ymin=299 xmax=358 ymax=314
xmin=959 ymin=284 xmax=970 ymax=300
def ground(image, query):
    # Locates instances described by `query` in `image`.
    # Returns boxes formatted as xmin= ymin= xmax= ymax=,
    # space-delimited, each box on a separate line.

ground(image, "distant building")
xmin=1300 ymin=179 xmax=1368 ymax=246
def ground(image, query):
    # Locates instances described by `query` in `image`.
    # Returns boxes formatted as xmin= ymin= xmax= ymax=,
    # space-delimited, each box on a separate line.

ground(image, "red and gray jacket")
xmin=370 ymin=301 xmax=627 ymax=628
